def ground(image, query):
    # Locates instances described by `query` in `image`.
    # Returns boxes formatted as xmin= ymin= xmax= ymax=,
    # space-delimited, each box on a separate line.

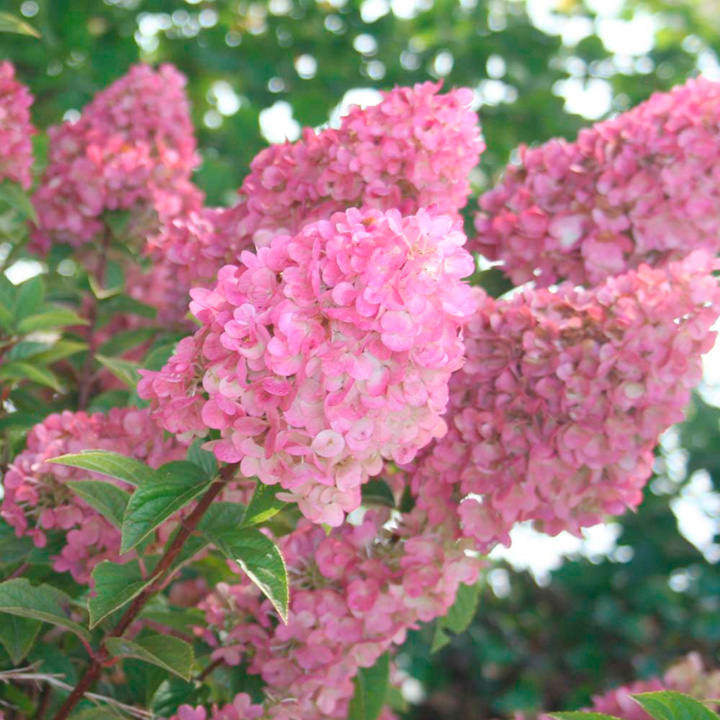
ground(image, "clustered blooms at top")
xmin=168 ymin=504 xmax=479 ymax=720
xmin=409 ymin=251 xmax=720 ymax=550
xmin=5 ymin=57 xmax=720 ymax=720
xmin=474 ymin=77 xmax=720 ymax=286
xmin=1 ymin=408 xmax=185 ymax=582
xmin=0 ymin=60 xmax=34 ymax=189
xmin=537 ymin=653 xmax=720 ymax=720
xmin=147 ymin=82 xmax=483 ymax=293
xmin=140 ymin=207 xmax=477 ymax=526
xmin=31 ymin=63 xmax=202 ymax=252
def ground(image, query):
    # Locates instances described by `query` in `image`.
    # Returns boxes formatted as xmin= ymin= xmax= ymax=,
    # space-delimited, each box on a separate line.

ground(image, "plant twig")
xmin=51 ymin=466 xmax=234 ymax=720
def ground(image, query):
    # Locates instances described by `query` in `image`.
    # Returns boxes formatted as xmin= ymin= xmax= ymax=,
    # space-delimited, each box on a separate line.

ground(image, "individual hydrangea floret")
xmin=147 ymin=82 xmax=482 ymax=290
xmin=0 ymin=408 xmax=185 ymax=582
xmin=31 ymin=63 xmax=202 ymax=251
xmin=0 ymin=60 xmax=34 ymax=189
xmin=139 ymin=207 xmax=477 ymax=526
xmin=474 ymin=77 xmax=720 ymax=286
xmin=410 ymin=251 xmax=720 ymax=550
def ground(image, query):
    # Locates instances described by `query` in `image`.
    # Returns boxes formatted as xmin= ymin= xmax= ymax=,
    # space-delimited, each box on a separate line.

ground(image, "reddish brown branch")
xmin=51 ymin=466 xmax=234 ymax=720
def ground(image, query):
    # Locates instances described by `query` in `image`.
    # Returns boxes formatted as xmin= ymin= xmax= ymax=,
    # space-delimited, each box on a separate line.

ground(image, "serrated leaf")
xmin=88 ymin=560 xmax=152 ymax=628
xmin=105 ymin=634 xmax=194 ymax=681
xmin=96 ymin=354 xmax=140 ymax=388
xmin=16 ymin=308 xmax=87 ymax=334
xmin=48 ymin=450 xmax=156 ymax=487
xmin=205 ymin=526 xmax=289 ymax=622
xmin=0 ymin=11 xmax=40 ymax=37
xmin=0 ymin=578 xmax=91 ymax=641
xmin=0 ymin=615 xmax=41 ymax=664
xmin=348 ymin=652 xmax=390 ymax=720
xmin=120 ymin=461 xmax=211 ymax=554
xmin=0 ymin=361 xmax=63 ymax=391
xmin=632 ymin=691 xmax=720 ymax=720
xmin=186 ymin=438 xmax=218 ymax=480
xmin=361 ymin=479 xmax=395 ymax=508
xmin=67 ymin=480 xmax=130 ymax=528
xmin=242 ymin=481 xmax=286 ymax=526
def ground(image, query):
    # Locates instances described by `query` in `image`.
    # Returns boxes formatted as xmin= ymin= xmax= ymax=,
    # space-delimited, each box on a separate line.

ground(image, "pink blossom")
xmin=474 ymin=76 xmax=720 ymax=286
xmin=140 ymin=207 xmax=477 ymax=526
xmin=148 ymin=83 xmax=482 ymax=291
xmin=410 ymin=251 xmax=720 ymax=550
xmin=31 ymin=64 xmax=202 ymax=252
xmin=0 ymin=61 xmax=34 ymax=189
xmin=0 ymin=408 xmax=185 ymax=582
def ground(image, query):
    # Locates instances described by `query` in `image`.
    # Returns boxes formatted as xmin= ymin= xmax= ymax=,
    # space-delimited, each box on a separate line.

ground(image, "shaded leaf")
xmin=348 ymin=652 xmax=390 ymax=720
xmin=66 ymin=480 xmax=130 ymax=528
xmin=48 ymin=450 xmax=156 ymax=487
xmin=0 ymin=11 xmax=40 ymax=37
xmin=243 ymin=481 xmax=286 ymax=526
xmin=120 ymin=461 xmax=211 ymax=553
xmin=88 ymin=560 xmax=152 ymax=628
xmin=105 ymin=634 xmax=194 ymax=681
xmin=0 ymin=578 xmax=90 ymax=641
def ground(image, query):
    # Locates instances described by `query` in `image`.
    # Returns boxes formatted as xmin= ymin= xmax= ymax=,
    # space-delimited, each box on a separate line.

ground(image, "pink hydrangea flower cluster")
xmin=409 ymin=250 xmax=720 ymax=550
xmin=31 ymin=63 xmax=202 ymax=252
xmin=474 ymin=77 xmax=720 ymax=286
xmin=174 ymin=506 xmax=478 ymax=720
xmin=0 ymin=61 xmax=34 ymax=189
xmin=0 ymin=408 xmax=185 ymax=582
xmin=538 ymin=653 xmax=720 ymax=720
xmin=147 ymin=82 xmax=482 ymax=290
xmin=139 ymin=207 xmax=477 ymax=526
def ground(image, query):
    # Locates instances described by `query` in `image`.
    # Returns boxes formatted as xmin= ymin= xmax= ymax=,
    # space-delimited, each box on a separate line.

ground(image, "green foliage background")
xmin=1 ymin=0 xmax=720 ymax=717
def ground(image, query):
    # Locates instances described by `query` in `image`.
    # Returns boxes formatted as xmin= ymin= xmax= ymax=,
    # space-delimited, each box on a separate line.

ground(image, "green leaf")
xmin=348 ymin=652 xmax=390 ymax=720
xmin=443 ymin=581 xmax=481 ymax=633
xmin=48 ymin=450 xmax=156 ymax=487
xmin=89 ymin=260 xmax=125 ymax=299
xmin=361 ymin=479 xmax=395 ymax=508
xmin=96 ymin=354 xmax=141 ymax=388
xmin=142 ymin=340 xmax=177 ymax=370
xmin=105 ymin=634 xmax=194 ymax=681
xmin=205 ymin=526 xmax=289 ymax=623
xmin=12 ymin=275 xmax=44 ymax=321
xmin=632 ymin=691 xmax=720 ymax=720
xmin=66 ymin=480 xmax=130 ymax=528
xmin=100 ymin=293 xmax=157 ymax=319
xmin=0 ymin=178 xmax=39 ymax=219
xmin=30 ymin=339 xmax=87 ymax=364
xmin=242 ymin=481 xmax=286 ymax=527
xmin=120 ymin=461 xmax=211 ymax=554
xmin=99 ymin=327 xmax=158 ymax=357
xmin=186 ymin=438 xmax=218 ymax=480
xmin=16 ymin=308 xmax=87 ymax=334
xmin=0 ymin=410 xmax=45 ymax=432
xmin=0 ymin=360 xmax=63 ymax=391
xmin=0 ymin=578 xmax=91 ymax=641
xmin=0 ymin=615 xmax=41 ymax=664
xmin=70 ymin=709 xmax=124 ymax=720
xmin=0 ymin=11 xmax=40 ymax=37
xmin=550 ymin=714 xmax=623 ymax=720
xmin=431 ymin=581 xmax=481 ymax=652
xmin=88 ymin=560 xmax=152 ymax=628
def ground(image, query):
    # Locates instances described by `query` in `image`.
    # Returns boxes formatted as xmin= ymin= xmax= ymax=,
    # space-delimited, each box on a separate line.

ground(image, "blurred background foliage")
xmin=1 ymin=0 xmax=720 ymax=717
